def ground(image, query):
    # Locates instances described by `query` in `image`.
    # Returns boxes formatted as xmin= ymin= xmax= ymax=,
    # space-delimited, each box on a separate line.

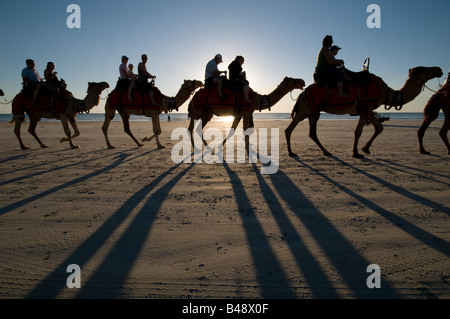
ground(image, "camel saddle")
xmin=306 ymin=72 xmax=386 ymax=112
xmin=193 ymin=86 xmax=255 ymax=111
xmin=12 ymin=90 xmax=72 ymax=115
xmin=108 ymin=87 xmax=162 ymax=110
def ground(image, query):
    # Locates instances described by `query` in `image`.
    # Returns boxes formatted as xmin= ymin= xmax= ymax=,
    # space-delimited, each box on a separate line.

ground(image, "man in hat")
xmin=205 ymin=54 xmax=228 ymax=100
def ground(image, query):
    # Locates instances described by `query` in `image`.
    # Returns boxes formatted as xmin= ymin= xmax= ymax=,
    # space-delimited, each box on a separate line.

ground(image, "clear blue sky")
xmin=0 ymin=0 xmax=448 ymax=113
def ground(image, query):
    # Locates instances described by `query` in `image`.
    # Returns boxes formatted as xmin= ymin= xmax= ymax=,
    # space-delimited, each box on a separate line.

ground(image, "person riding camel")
xmin=205 ymin=54 xmax=228 ymax=101
xmin=137 ymin=54 xmax=157 ymax=105
xmin=119 ymin=55 xmax=136 ymax=103
xmin=44 ymin=61 xmax=61 ymax=107
xmin=228 ymin=55 xmax=251 ymax=103
xmin=21 ymin=59 xmax=42 ymax=105
xmin=315 ymin=35 xmax=349 ymax=98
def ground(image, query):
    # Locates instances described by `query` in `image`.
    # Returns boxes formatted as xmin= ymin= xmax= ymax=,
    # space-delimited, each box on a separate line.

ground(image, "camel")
xmin=417 ymin=81 xmax=450 ymax=155
xmin=187 ymin=77 xmax=305 ymax=146
xmin=11 ymin=82 xmax=110 ymax=150
xmin=102 ymin=79 xmax=203 ymax=149
xmin=285 ymin=66 xmax=443 ymax=158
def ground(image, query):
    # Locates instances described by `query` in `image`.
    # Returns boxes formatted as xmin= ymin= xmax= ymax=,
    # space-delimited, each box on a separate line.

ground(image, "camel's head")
xmin=182 ymin=79 xmax=203 ymax=92
xmin=281 ymin=77 xmax=306 ymax=90
xmin=408 ymin=66 xmax=443 ymax=83
xmin=87 ymin=81 xmax=110 ymax=95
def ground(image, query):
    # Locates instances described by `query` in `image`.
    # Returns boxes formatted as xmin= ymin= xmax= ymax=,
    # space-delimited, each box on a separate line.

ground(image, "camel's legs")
xmin=307 ymin=112 xmax=332 ymax=156
xmin=14 ymin=118 xmax=30 ymax=150
xmin=102 ymin=108 xmax=115 ymax=149
xmin=119 ymin=110 xmax=143 ymax=147
xmin=242 ymin=112 xmax=253 ymax=153
xmin=27 ymin=118 xmax=48 ymax=148
xmin=222 ymin=114 xmax=243 ymax=146
xmin=151 ymin=115 xmax=165 ymax=149
xmin=417 ymin=117 xmax=433 ymax=154
xmin=188 ymin=112 xmax=212 ymax=149
xmin=439 ymin=109 xmax=450 ymax=154
xmin=361 ymin=112 xmax=384 ymax=155
xmin=284 ymin=113 xmax=308 ymax=157
xmin=60 ymin=117 xmax=80 ymax=143
xmin=60 ymin=116 xmax=79 ymax=149
xmin=352 ymin=115 xmax=368 ymax=158
xmin=188 ymin=116 xmax=196 ymax=148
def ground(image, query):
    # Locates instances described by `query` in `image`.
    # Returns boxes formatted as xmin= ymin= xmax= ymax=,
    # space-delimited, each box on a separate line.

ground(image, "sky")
xmin=0 ymin=0 xmax=449 ymax=114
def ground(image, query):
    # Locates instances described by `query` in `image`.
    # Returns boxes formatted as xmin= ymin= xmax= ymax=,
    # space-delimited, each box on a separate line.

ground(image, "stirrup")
xmin=363 ymin=57 xmax=370 ymax=71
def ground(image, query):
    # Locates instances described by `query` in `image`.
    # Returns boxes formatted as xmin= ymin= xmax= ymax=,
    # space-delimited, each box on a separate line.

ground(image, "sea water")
xmin=0 ymin=112 xmax=444 ymax=123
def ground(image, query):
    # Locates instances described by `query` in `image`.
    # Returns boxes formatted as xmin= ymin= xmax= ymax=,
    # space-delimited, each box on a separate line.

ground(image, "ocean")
xmin=0 ymin=112 xmax=444 ymax=123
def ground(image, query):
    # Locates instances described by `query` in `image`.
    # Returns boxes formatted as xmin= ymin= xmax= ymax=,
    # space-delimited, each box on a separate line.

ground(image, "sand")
xmin=0 ymin=117 xmax=449 ymax=299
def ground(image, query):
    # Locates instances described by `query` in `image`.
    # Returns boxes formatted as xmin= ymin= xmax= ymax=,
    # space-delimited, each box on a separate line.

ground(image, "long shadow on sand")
xmin=0 ymin=148 xmax=132 ymax=187
xmin=251 ymin=164 xmax=339 ymax=298
xmin=266 ymin=166 xmax=400 ymax=298
xmin=75 ymin=162 xmax=195 ymax=298
xmin=222 ymin=162 xmax=296 ymax=298
xmin=25 ymin=154 xmax=186 ymax=298
xmin=326 ymin=157 xmax=450 ymax=256
xmin=0 ymin=149 xmax=155 ymax=216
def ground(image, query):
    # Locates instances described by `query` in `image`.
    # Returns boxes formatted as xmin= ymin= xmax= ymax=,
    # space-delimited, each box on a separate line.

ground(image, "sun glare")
xmin=212 ymin=115 xmax=235 ymax=123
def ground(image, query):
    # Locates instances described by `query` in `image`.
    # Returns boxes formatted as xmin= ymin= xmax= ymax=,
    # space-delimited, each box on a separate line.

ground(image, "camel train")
xmin=7 ymin=57 xmax=446 ymax=157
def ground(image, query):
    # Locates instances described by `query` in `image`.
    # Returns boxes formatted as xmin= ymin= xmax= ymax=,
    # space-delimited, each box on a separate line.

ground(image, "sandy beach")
xmin=0 ymin=117 xmax=449 ymax=299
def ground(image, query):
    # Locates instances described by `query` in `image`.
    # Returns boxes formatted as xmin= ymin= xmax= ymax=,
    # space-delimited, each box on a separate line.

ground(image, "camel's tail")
xmin=423 ymin=92 xmax=442 ymax=122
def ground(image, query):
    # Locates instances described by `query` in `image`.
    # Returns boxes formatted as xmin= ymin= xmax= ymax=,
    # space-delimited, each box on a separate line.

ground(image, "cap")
xmin=215 ymin=54 xmax=223 ymax=62
xmin=121 ymin=55 xmax=129 ymax=60
xmin=330 ymin=45 xmax=341 ymax=51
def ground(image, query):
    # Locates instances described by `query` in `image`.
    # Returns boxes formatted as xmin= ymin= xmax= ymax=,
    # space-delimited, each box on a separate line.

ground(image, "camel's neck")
xmin=161 ymin=86 xmax=193 ymax=111
xmin=84 ymin=91 xmax=102 ymax=110
xmin=174 ymin=86 xmax=192 ymax=106
xmin=257 ymin=84 xmax=292 ymax=110
xmin=386 ymin=77 xmax=425 ymax=107
xmin=400 ymin=77 xmax=426 ymax=104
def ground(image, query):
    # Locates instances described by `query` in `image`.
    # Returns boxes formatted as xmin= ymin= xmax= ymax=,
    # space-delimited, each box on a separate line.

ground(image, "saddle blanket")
xmin=108 ymin=87 xmax=162 ymax=109
xmin=306 ymin=74 xmax=386 ymax=112
xmin=193 ymin=86 xmax=255 ymax=112
xmin=12 ymin=90 xmax=72 ymax=115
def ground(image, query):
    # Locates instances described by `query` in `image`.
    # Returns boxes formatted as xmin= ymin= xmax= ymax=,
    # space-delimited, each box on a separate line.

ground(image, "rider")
xmin=315 ymin=35 xmax=349 ymax=98
xmin=205 ymin=54 xmax=228 ymax=101
xmin=44 ymin=61 xmax=60 ymax=107
xmin=119 ymin=55 xmax=136 ymax=103
xmin=21 ymin=59 xmax=42 ymax=105
xmin=228 ymin=55 xmax=251 ymax=103
xmin=137 ymin=54 xmax=157 ymax=105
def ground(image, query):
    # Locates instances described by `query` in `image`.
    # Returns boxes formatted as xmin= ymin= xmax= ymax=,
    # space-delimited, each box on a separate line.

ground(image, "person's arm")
xmin=44 ymin=69 xmax=57 ymax=81
xmin=139 ymin=63 xmax=155 ymax=78
xmin=324 ymin=49 xmax=344 ymax=66
xmin=212 ymin=69 xmax=227 ymax=76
